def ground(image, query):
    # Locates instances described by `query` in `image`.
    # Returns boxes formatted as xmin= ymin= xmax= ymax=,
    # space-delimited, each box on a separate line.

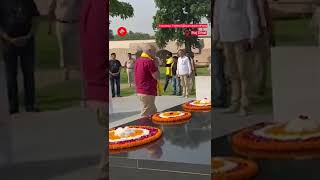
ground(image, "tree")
xmin=152 ymin=0 xmax=211 ymax=53
xmin=109 ymin=0 xmax=134 ymax=41
xmin=109 ymin=0 xmax=134 ymax=19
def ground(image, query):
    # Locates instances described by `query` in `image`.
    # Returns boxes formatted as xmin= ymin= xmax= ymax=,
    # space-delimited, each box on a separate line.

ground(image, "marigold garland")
xmin=212 ymin=157 xmax=258 ymax=180
xmin=232 ymin=123 xmax=320 ymax=158
xmin=152 ymin=118 xmax=191 ymax=125
xmin=109 ymin=126 xmax=162 ymax=150
xmin=152 ymin=111 xmax=192 ymax=123
xmin=232 ymin=145 xmax=320 ymax=159
xmin=182 ymin=101 xmax=212 ymax=112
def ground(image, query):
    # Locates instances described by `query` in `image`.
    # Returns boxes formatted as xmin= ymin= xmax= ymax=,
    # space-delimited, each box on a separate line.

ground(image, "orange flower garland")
xmin=109 ymin=126 xmax=162 ymax=150
xmin=232 ymin=123 xmax=320 ymax=158
xmin=212 ymin=157 xmax=258 ymax=180
xmin=152 ymin=118 xmax=191 ymax=125
xmin=182 ymin=100 xmax=212 ymax=112
xmin=151 ymin=111 xmax=192 ymax=123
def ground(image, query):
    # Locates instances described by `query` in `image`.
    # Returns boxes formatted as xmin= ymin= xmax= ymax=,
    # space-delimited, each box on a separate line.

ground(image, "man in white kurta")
xmin=214 ymin=0 xmax=260 ymax=116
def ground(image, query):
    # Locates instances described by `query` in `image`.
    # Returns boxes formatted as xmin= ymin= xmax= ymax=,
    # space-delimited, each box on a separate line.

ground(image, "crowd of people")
xmin=109 ymin=47 xmax=198 ymax=117
xmin=109 ymin=49 xmax=198 ymax=99
xmin=213 ymin=0 xmax=274 ymax=116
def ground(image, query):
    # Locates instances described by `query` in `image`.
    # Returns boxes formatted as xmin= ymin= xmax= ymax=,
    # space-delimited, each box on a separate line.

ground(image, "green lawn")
xmin=274 ymin=18 xmax=317 ymax=46
xmin=36 ymin=80 xmax=81 ymax=110
xmin=35 ymin=17 xmax=60 ymax=70
xmin=119 ymin=67 xmax=210 ymax=97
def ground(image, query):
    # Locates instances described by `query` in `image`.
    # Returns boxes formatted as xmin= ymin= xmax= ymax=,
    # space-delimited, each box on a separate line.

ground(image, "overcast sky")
xmin=110 ymin=0 xmax=211 ymax=36
xmin=110 ymin=0 xmax=157 ymax=35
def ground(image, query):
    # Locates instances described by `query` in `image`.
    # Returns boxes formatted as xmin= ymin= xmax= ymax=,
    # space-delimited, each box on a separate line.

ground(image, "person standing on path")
xmin=48 ymin=0 xmax=86 ymax=106
xmin=250 ymin=0 xmax=274 ymax=98
xmin=0 ymin=0 xmax=40 ymax=114
xmin=109 ymin=53 xmax=122 ymax=98
xmin=177 ymin=49 xmax=192 ymax=98
xmin=48 ymin=0 xmax=84 ymax=80
xmin=214 ymin=0 xmax=260 ymax=116
xmin=171 ymin=56 xmax=181 ymax=96
xmin=312 ymin=1 xmax=320 ymax=46
xmin=164 ymin=52 xmax=173 ymax=92
xmin=212 ymin=40 xmax=227 ymax=107
xmin=186 ymin=52 xmax=197 ymax=94
xmin=134 ymin=44 xmax=160 ymax=117
xmin=80 ymin=0 xmax=108 ymax=178
xmin=124 ymin=53 xmax=135 ymax=87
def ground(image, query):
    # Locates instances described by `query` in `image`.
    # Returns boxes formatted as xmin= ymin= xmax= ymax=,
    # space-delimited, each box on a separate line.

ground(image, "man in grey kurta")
xmin=48 ymin=0 xmax=83 ymax=78
xmin=214 ymin=0 xmax=260 ymax=116
xmin=312 ymin=2 xmax=320 ymax=46
xmin=48 ymin=0 xmax=86 ymax=105
xmin=251 ymin=0 xmax=273 ymax=97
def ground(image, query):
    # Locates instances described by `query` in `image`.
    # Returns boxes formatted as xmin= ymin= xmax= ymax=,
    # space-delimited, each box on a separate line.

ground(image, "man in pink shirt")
xmin=134 ymin=45 xmax=160 ymax=117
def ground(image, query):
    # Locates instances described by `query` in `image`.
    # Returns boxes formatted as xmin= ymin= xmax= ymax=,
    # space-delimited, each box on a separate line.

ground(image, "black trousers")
xmin=2 ymin=38 xmax=36 ymax=112
xmin=164 ymin=75 xmax=172 ymax=92
xmin=110 ymin=75 xmax=120 ymax=97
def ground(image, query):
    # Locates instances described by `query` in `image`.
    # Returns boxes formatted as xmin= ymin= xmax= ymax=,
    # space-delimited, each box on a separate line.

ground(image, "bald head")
xmin=141 ymin=44 xmax=157 ymax=58
xmin=135 ymin=44 xmax=157 ymax=59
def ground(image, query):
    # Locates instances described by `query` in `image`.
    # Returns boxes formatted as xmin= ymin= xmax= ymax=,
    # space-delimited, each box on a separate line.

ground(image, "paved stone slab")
xmin=271 ymin=47 xmax=320 ymax=122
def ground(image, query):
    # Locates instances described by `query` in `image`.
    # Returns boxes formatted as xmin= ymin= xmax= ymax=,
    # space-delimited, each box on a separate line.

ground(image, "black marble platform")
xmin=212 ymin=127 xmax=320 ymax=180
xmin=109 ymin=104 xmax=211 ymax=179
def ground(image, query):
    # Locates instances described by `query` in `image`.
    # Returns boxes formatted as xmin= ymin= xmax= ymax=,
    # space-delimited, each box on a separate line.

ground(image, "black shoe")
xmin=222 ymin=105 xmax=240 ymax=114
xmin=26 ymin=107 xmax=40 ymax=113
xmin=112 ymin=95 xmax=115 ymax=98
xmin=117 ymin=95 xmax=122 ymax=97
xmin=213 ymin=103 xmax=225 ymax=108
xmin=10 ymin=109 xmax=19 ymax=115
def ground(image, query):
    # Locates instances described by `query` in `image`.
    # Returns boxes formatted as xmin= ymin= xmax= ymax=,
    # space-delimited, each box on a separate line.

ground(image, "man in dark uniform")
xmin=109 ymin=53 xmax=122 ymax=97
xmin=0 ymin=0 xmax=40 ymax=114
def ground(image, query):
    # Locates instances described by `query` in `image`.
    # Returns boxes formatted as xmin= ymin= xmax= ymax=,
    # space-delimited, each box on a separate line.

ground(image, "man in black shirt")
xmin=109 ymin=53 xmax=122 ymax=97
xmin=0 ymin=0 xmax=40 ymax=114
xmin=171 ymin=56 xmax=181 ymax=96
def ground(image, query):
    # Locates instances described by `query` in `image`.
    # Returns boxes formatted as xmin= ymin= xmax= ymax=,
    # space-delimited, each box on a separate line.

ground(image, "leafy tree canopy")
xmin=111 ymin=31 xmax=154 ymax=41
xmin=152 ymin=0 xmax=211 ymax=52
xmin=109 ymin=0 xmax=134 ymax=19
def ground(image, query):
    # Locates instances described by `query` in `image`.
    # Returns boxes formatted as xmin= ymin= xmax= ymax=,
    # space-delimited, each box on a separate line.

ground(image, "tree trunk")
xmin=185 ymin=39 xmax=192 ymax=54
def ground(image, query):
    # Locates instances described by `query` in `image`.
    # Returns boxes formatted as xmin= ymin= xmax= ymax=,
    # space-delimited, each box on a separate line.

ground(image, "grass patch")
xmin=119 ymin=67 xmax=210 ymax=84
xmin=35 ymin=18 xmax=60 ymax=70
xmin=35 ymin=80 xmax=81 ymax=111
xmin=274 ymin=18 xmax=317 ymax=46
xmin=118 ymin=67 xmax=209 ymax=97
